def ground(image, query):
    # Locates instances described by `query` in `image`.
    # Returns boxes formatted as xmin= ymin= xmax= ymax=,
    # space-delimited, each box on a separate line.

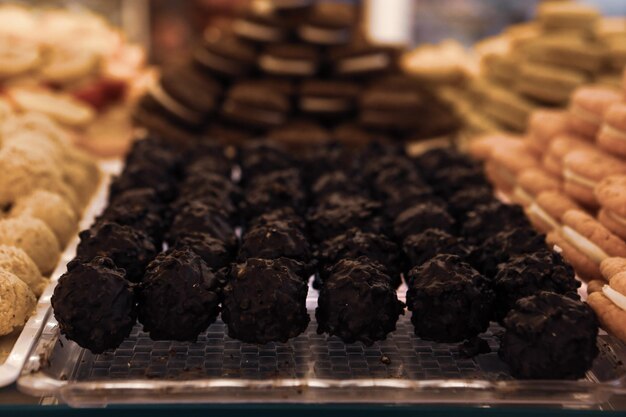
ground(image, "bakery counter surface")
xmin=2 ymin=396 xmax=626 ymax=416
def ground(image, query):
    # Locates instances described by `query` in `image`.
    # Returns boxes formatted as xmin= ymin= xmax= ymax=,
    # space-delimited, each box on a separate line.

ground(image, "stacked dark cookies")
xmin=52 ymin=136 xmax=600 ymax=380
xmin=133 ymin=1 xmax=459 ymax=148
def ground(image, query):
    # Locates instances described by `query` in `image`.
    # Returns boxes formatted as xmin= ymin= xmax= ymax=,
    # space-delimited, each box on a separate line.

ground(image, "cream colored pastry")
xmin=39 ymin=46 xmax=99 ymax=84
xmin=2 ymin=130 xmax=65 ymax=166
xmin=0 ymin=245 xmax=45 ymax=296
xmin=0 ymin=217 xmax=60 ymax=275
xmin=0 ymin=141 xmax=73 ymax=208
xmin=7 ymin=88 xmax=95 ymax=127
xmin=10 ymin=190 xmax=77 ymax=247
xmin=0 ymin=268 xmax=36 ymax=336
xmin=1 ymin=112 xmax=72 ymax=152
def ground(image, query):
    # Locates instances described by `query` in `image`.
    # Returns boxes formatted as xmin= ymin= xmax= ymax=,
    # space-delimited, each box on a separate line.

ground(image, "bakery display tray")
xmin=0 ymin=161 xmax=119 ymax=388
xmin=16 ymin=284 xmax=626 ymax=407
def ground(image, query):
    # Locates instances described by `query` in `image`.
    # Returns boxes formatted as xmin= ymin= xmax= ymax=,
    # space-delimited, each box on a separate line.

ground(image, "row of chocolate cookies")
xmin=137 ymin=143 xmax=239 ymax=342
xmin=296 ymin=142 xmax=404 ymax=346
xmin=400 ymin=147 xmax=598 ymax=379
xmin=133 ymin=0 xmax=459 ymax=147
xmin=51 ymin=137 xmax=181 ymax=353
xmin=221 ymin=142 xmax=311 ymax=344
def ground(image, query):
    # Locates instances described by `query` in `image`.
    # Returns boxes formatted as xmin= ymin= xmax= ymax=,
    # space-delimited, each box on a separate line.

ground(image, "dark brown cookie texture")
xmin=167 ymin=201 xmax=236 ymax=249
xmin=98 ymin=188 xmax=166 ymax=246
xmin=185 ymin=154 xmax=233 ymax=178
xmin=429 ymin=165 xmax=491 ymax=198
xmin=493 ymin=251 xmax=579 ymax=322
xmin=468 ymin=227 xmax=547 ymax=279
xmin=413 ymin=147 xmax=475 ymax=181
xmin=406 ymin=254 xmax=494 ymax=343
xmin=178 ymin=171 xmax=241 ymax=204
xmin=172 ymin=232 xmax=234 ymax=271
xmin=221 ymin=258 xmax=310 ymax=344
xmin=316 ymin=257 xmax=404 ymax=346
xmin=247 ymin=207 xmax=306 ymax=232
xmin=242 ymin=169 xmax=307 ymax=218
xmin=393 ymin=202 xmax=454 ymax=240
xmin=138 ymin=249 xmax=223 ymax=341
xmin=240 ymin=142 xmax=294 ymax=177
xmin=447 ymin=186 xmax=496 ymax=222
xmin=76 ymin=222 xmax=158 ymax=283
xmin=311 ymin=170 xmax=364 ymax=201
xmin=123 ymin=136 xmax=181 ymax=177
xmin=499 ymin=291 xmax=599 ymax=379
xmin=315 ymin=228 xmax=401 ymax=286
xmin=238 ymin=221 xmax=312 ymax=266
xmin=380 ymin=185 xmax=438 ymax=219
xmin=461 ymin=201 xmax=531 ymax=244
xmin=221 ymin=83 xmax=290 ymax=129
xmin=108 ymin=162 xmax=178 ymax=203
xmin=259 ymin=43 xmax=319 ymax=77
xmin=52 ymin=257 xmax=136 ymax=354
xmin=307 ymin=194 xmax=388 ymax=242
xmin=403 ymin=228 xmax=472 ymax=270
xmin=193 ymin=32 xmax=257 ymax=79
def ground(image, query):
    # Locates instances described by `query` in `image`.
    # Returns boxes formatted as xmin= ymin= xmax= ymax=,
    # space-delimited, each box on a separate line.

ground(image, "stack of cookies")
xmin=442 ymin=1 xmax=625 ymax=135
xmin=469 ymin=59 xmax=626 ymax=345
xmin=0 ymin=106 xmax=100 ymax=338
xmin=133 ymin=0 xmax=460 ymax=148
xmin=0 ymin=5 xmax=150 ymax=157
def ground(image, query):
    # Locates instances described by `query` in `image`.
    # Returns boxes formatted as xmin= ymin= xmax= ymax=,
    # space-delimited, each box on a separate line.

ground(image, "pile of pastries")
xmin=435 ymin=1 xmax=626 ymax=135
xmin=134 ymin=0 xmax=460 ymax=148
xmin=0 ymin=5 xmax=150 ymax=157
xmin=0 ymin=105 xmax=99 ymax=337
xmin=470 ymin=61 xmax=626 ymax=346
xmin=50 ymin=135 xmax=601 ymax=380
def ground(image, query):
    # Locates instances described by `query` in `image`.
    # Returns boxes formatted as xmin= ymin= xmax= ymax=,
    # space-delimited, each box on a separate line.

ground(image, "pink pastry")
xmin=567 ymin=86 xmax=622 ymax=140
xmin=598 ymin=102 xmax=626 ymax=158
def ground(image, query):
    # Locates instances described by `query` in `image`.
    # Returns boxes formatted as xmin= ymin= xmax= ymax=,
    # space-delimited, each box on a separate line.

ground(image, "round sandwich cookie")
xmin=536 ymin=2 xmax=600 ymax=34
xmin=266 ymin=119 xmax=331 ymax=149
xmin=524 ymin=36 xmax=607 ymax=74
xmin=232 ymin=8 xmax=292 ymax=44
xmin=467 ymin=133 xmax=523 ymax=162
xmin=526 ymin=190 xmax=581 ymax=234
xmin=332 ymin=122 xmax=386 ymax=149
xmin=600 ymin=257 xmax=626 ymax=281
xmin=598 ymin=103 xmax=626 ymax=158
xmin=298 ymin=79 xmax=359 ymax=118
xmin=221 ymin=82 xmax=290 ymax=130
xmin=482 ymin=85 xmax=537 ymax=132
xmin=483 ymin=53 xmax=520 ymax=86
xmin=146 ymin=66 xmax=222 ymax=128
xmin=563 ymin=149 xmax=626 ymax=208
xmin=588 ymin=262 xmax=626 ymax=344
xmin=298 ymin=2 xmax=355 ymax=45
xmin=193 ymin=31 xmax=257 ymax=79
xmin=511 ymin=167 xmax=561 ymax=208
xmin=487 ymin=141 xmax=539 ymax=193
xmin=542 ymin=133 xmax=595 ymax=179
xmin=258 ymin=43 xmax=319 ymax=77
xmin=358 ymin=89 xmax=423 ymax=133
xmin=595 ymin=175 xmax=626 ymax=240
xmin=567 ymin=86 xmax=622 ymax=140
xmin=547 ymin=209 xmax=626 ymax=281
xmin=526 ymin=109 xmax=568 ymax=155
xmin=332 ymin=45 xmax=397 ymax=78
xmin=515 ymin=62 xmax=587 ymax=105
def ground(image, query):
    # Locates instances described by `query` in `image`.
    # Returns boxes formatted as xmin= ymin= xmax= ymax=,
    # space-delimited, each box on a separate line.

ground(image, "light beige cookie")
xmin=0 ymin=245 xmax=45 ymax=296
xmin=516 ymin=61 xmax=587 ymax=105
xmin=0 ymin=268 xmax=36 ymax=336
xmin=489 ymin=141 xmax=539 ymax=192
xmin=600 ymin=257 xmax=626 ymax=281
xmin=542 ymin=134 xmax=593 ymax=178
xmin=512 ymin=167 xmax=561 ymax=207
xmin=547 ymin=230 xmax=602 ymax=282
xmin=595 ymin=176 xmax=626 ymax=240
xmin=567 ymin=86 xmax=622 ymax=140
xmin=0 ymin=217 xmax=61 ymax=275
xmin=10 ymin=190 xmax=77 ymax=247
xmin=527 ymin=190 xmax=580 ymax=234
xmin=563 ymin=150 xmax=626 ymax=208
xmin=597 ymin=103 xmax=626 ymax=158
xmin=526 ymin=109 xmax=568 ymax=155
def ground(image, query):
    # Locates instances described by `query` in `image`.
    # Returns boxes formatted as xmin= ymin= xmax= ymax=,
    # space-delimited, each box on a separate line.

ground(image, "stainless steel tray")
xmin=0 ymin=161 xmax=118 ymax=388
xmin=16 ymin=282 xmax=626 ymax=407
xmin=15 ymin=158 xmax=626 ymax=407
